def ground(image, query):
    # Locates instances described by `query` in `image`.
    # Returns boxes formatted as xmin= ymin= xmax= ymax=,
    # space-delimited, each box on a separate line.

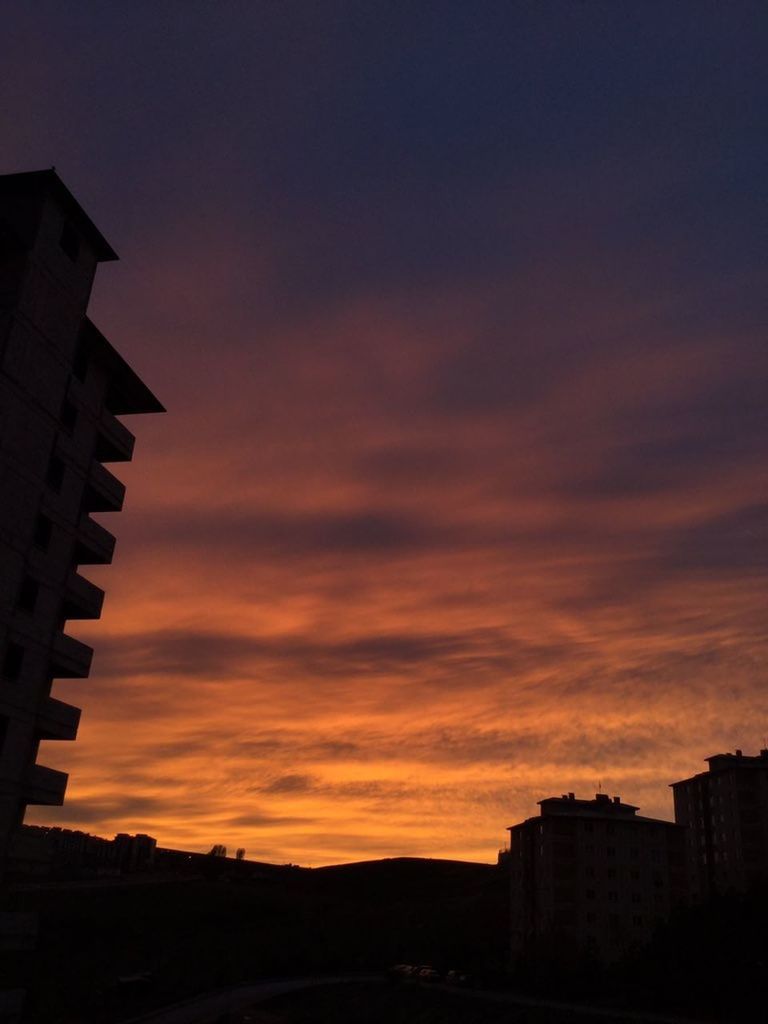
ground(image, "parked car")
xmin=446 ymin=969 xmax=474 ymax=987
xmin=417 ymin=966 xmax=441 ymax=983
xmin=387 ymin=964 xmax=414 ymax=982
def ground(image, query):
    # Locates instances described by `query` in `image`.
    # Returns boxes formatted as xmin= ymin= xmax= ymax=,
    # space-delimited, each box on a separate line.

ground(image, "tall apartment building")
xmin=671 ymin=748 xmax=768 ymax=901
xmin=508 ymin=792 xmax=687 ymax=962
xmin=0 ymin=169 xmax=163 ymax=881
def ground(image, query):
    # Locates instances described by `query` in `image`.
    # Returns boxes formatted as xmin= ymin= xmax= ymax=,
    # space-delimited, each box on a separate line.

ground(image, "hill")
xmin=7 ymin=856 xmax=508 ymax=1023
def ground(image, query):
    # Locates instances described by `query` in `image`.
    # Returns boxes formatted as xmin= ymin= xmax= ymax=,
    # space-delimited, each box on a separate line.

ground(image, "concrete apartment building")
xmin=508 ymin=792 xmax=687 ymax=962
xmin=0 ymin=169 xmax=163 ymax=884
xmin=671 ymin=748 xmax=768 ymax=901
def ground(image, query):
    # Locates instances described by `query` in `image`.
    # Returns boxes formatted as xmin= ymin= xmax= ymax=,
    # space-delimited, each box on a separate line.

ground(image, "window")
xmin=60 ymin=223 xmax=80 ymax=262
xmin=583 ymin=821 xmax=593 ymax=833
xmin=606 ymin=867 xmax=617 ymax=879
xmin=33 ymin=513 xmax=53 ymax=551
xmin=608 ymin=891 xmax=618 ymax=903
xmin=632 ymin=915 xmax=643 ymax=927
xmin=0 ymin=716 xmax=8 ymax=755
xmin=631 ymin=893 xmax=641 ymax=904
xmin=586 ymin=912 xmax=596 ymax=924
xmin=607 ymin=846 xmax=616 ymax=857
xmin=586 ymin=889 xmax=596 ymax=901
xmin=17 ymin=576 xmax=39 ymax=614
xmin=630 ymin=869 xmax=640 ymax=881
xmin=46 ymin=454 xmax=65 ymax=492
xmin=2 ymin=643 xmax=23 ymax=680
xmin=60 ymin=398 xmax=77 ymax=434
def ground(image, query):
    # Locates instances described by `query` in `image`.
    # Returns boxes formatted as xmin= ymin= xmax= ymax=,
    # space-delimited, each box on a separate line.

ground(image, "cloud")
xmin=223 ymin=813 xmax=318 ymax=828
xmin=133 ymin=508 xmax=458 ymax=558
xmin=665 ymin=504 xmax=768 ymax=573
xmin=257 ymin=773 xmax=318 ymax=795
xmin=87 ymin=625 xmax=559 ymax=684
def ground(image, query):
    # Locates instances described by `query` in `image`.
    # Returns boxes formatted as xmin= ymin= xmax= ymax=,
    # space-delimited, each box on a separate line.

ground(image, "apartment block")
xmin=508 ymin=792 xmax=687 ymax=962
xmin=8 ymin=824 xmax=156 ymax=880
xmin=0 ymin=169 xmax=163 ymax=882
xmin=671 ymin=748 xmax=768 ymax=900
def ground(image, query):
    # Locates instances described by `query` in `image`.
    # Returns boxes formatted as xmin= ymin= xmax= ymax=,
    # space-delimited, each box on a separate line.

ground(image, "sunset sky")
xmin=4 ymin=3 xmax=767 ymax=865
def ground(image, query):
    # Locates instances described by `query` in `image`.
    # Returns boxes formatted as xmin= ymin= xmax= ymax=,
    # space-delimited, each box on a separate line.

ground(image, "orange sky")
xmin=10 ymin=5 xmax=768 ymax=865
xmin=28 ymin=278 xmax=768 ymax=865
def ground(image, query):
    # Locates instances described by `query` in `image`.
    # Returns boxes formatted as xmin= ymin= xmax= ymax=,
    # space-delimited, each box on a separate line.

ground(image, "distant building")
xmin=508 ymin=792 xmax=687 ymax=962
xmin=7 ymin=825 xmax=156 ymax=880
xmin=0 ymin=169 xmax=163 ymax=881
xmin=113 ymin=831 xmax=156 ymax=871
xmin=671 ymin=748 xmax=768 ymax=901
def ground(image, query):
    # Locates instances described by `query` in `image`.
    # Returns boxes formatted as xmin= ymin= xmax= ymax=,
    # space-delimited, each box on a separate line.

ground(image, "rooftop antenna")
xmin=598 ymin=780 xmax=602 ymax=794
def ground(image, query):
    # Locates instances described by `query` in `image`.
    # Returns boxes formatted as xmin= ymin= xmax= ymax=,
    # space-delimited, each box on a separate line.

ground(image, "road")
xmin=123 ymin=975 xmax=381 ymax=1024
xmin=124 ymin=974 xmax=709 ymax=1024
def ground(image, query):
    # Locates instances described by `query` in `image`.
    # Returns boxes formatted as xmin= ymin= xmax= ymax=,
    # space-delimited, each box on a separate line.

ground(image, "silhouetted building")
xmin=7 ymin=825 xmax=156 ymax=880
xmin=671 ymin=748 xmax=768 ymax=901
xmin=0 ymin=169 xmax=163 ymax=885
xmin=113 ymin=831 xmax=156 ymax=871
xmin=508 ymin=792 xmax=687 ymax=962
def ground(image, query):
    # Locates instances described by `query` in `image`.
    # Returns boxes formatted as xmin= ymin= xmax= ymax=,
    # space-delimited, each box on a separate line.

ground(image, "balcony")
xmin=94 ymin=412 xmax=135 ymax=463
xmin=75 ymin=515 xmax=116 ymax=565
xmin=50 ymin=632 xmax=93 ymax=679
xmin=0 ymin=912 xmax=37 ymax=951
xmin=83 ymin=461 xmax=125 ymax=513
xmin=61 ymin=570 xmax=104 ymax=621
xmin=25 ymin=763 xmax=68 ymax=806
xmin=36 ymin=696 xmax=81 ymax=741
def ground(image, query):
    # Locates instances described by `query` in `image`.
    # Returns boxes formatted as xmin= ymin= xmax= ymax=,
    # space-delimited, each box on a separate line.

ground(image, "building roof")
xmin=670 ymin=748 xmax=768 ymax=788
xmin=0 ymin=168 xmax=118 ymax=261
xmin=505 ymin=792 xmax=683 ymax=831
xmin=539 ymin=793 xmax=639 ymax=816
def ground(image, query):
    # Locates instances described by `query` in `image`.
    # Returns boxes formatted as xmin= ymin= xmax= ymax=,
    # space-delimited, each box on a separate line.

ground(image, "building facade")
xmin=671 ymin=748 xmax=768 ymax=901
xmin=0 ymin=169 xmax=163 ymax=883
xmin=508 ymin=792 xmax=687 ymax=962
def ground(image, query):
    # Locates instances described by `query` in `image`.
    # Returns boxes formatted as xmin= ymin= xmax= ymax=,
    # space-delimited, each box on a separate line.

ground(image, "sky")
xmin=3 ymin=2 xmax=767 ymax=865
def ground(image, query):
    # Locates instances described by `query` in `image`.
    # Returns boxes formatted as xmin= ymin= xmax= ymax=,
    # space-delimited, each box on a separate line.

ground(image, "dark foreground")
xmin=5 ymin=859 xmax=767 ymax=1023
xmin=8 ymin=858 xmax=504 ymax=1023
xmin=230 ymin=980 xmax=701 ymax=1024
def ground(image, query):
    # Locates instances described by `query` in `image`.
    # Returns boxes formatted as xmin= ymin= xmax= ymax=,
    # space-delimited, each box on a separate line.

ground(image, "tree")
xmin=235 ymin=848 xmax=245 ymax=861
xmin=208 ymin=844 xmax=227 ymax=857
